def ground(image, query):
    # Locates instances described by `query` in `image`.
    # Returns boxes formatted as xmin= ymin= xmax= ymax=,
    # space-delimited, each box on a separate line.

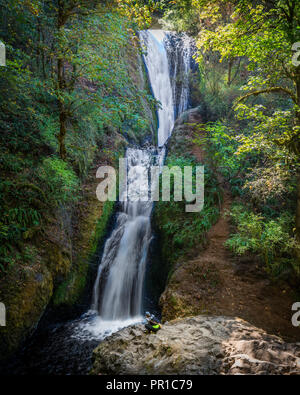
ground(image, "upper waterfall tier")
xmin=139 ymin=30 xmax=194 ymax=147
xmin=139 ymin=30 xmax=175 ymax=147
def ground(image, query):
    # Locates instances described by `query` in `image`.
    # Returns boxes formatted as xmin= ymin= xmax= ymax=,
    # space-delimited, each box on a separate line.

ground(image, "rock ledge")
xmin=91 ymin=315 xmax=300 ymax=375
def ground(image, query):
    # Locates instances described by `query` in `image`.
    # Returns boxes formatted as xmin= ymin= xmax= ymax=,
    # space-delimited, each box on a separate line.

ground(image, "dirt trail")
xmin=161 ymin=123 xmax=300 ymax=342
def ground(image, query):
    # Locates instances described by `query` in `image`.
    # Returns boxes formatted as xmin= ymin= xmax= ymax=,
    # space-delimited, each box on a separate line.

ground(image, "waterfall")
xmin=164 ymin=32 xmax=193 ymax=119
xmin=92 ymin=149 xmax=154 ymax=319
xmin=139 ymin=30 xmax=175 ymax=147
xmin=139 ymin=30 xmax=193 ymax=145
xmin=88 ymin=29 xmax=193 ymax=335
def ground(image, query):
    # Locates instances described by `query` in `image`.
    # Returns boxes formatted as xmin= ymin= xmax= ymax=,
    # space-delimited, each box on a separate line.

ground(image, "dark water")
xmin=0 ymin=316 xmax=99 ymax=375
xmin=0 ymin=296 xmax=160 ymax=376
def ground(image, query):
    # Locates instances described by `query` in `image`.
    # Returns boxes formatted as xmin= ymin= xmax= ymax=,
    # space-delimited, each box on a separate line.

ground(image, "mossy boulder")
xmin=0 ymin=262 xmax=53 ymax=360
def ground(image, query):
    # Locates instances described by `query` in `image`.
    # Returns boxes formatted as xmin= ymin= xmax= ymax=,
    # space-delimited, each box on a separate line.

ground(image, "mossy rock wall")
xmin=0 ymin=263 xmax=53 ymax=358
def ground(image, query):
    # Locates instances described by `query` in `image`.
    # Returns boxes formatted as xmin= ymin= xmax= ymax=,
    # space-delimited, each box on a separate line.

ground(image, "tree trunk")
xmin=41 ymin=29 xmax=46 ymax=80
xmin=58 ymin=104 xmax=67 ymax=160
xmin=57 ymin=1 xmax=67 ymax=160
xmin=57 ymin=56 xmax=67 ymax=160
xmin=231 ymin=57 xmax=241 ymax=85
xmin=227 ymin=57 xmax=233 ymax=86
xmin=295 ymin=69 xmax=300 ymax=241
xmin=37 ymin=22 xmax=40 ymax=73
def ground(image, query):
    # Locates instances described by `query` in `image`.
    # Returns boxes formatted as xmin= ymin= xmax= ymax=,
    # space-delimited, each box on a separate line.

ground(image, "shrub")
xmin=37 ymin=157 xmax=79 ymax=206
xmin=155 ymin=155 xmax=220 ymax=265
xmin=226 ymin=204 xmax=298 ymax=278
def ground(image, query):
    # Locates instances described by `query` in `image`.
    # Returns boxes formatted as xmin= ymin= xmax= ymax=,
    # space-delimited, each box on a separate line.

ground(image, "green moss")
xmin=52 ymin=199 xmax=115 ymax=307
xmin=169 ymin=294 xmax=179 ymax=307
xmin=47 ymin=245 xmax=72 ymax=278
xmin=92 ymin=200 xmax=115 ymax=254
xmin=0 ymin=263 xmax=53 ymax=360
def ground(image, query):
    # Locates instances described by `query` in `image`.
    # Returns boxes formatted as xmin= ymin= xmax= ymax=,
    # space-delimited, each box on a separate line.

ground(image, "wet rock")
xmin=173 ymin=106 xmax=203 ymax=127
xmin=91 ymin=315 xmax=300 ymax=375
xmin=0 ymin=264 xmax=53 ymax=361
xmin=164 ymin=32 xmax=197 ymax=119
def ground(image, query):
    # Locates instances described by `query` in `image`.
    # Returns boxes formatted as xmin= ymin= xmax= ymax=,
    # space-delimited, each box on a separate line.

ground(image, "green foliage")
xmin=55 ymin=10 xmax=154 ymax=149
xmin=197 ymin=122 xmax=241 ymax=174
xmin=0 ymin=1 xmax=154 ymax=278
xmin=192 ymin=118 xmax=300 ymax=279
xmin=116 ymin=0 xmax=155 ymax=28
xmin=194 ymin=121 xmax=251 ymax=197
xmin=226 ymin=204 xmax=298 ymax=278
xmin=199 ymin=75 xmax=241 ymax=120
xmin=0 ymin=179 xmax=44 ymax=274
xmin=161 ymin=0 xmax=300 ymax=284
xmin=159 ymin=0 xmax=199 ymax=34
xmin=192 ymin=0 xmax=300 ymax=175
xmin=37 ymin=157 xmax=79 ymax=206
xmin=155 ymin=155 xmax=220 ymax=266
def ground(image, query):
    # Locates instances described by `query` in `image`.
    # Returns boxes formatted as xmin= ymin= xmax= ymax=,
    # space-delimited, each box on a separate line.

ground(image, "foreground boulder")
xmin=91 ymin=315 xmax=300 ymax=375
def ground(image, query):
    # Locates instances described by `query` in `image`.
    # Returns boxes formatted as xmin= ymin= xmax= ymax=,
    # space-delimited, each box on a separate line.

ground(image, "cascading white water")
xmin=92 ymin=149 xmax=154 ymax=320
xmin=139 ymin=30 xmax=175 ymax=147
xmin=76 ymin=29 xmax=193 ymax=340
xmin=164 ymin=32 xmax=193 ymax=119
xmin=91 ymin=30 xmax=179 ymax=324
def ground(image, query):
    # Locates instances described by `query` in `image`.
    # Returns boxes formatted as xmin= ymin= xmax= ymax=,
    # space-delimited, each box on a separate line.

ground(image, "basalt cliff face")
xmin=91 ymin=315 xmax=300 ymax=375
